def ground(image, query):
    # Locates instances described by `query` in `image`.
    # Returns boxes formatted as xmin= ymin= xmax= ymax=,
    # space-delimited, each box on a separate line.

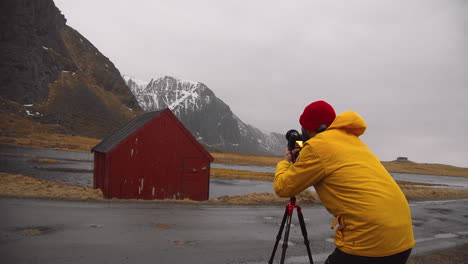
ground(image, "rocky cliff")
xmin=0 ymin=0 xmax=142 ymax=138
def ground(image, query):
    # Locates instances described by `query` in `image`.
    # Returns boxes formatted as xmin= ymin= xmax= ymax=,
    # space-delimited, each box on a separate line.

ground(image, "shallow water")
xmin=0 ymin=146 xmax=272 ymax=198
xmin=0 ymin=145 xmax=93 ymax=161
xmin=213 ymin=163 xmax=468 ymax=190
xmin=1 ymin=145 xmax=467 ymax=199
xmin=211 ymin=163 xmax=275 ymax=173
xmin=209 ymin=179 xmax=273 ymax=198
xmin=391 ymin=173 xmax=468 ymax=189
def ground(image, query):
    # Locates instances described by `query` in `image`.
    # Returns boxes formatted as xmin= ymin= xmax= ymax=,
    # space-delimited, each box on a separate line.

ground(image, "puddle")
xmin=171 ymin=240 xmax=184 ymax=245
xmin=155 ymin=224 xmax=171 ymax=229
xmin=426 ymin=208 xmax=453 ymax=214
xmin=434 ymin=233 xmax=459 ymax=239
xmin=415 ymin=231 xmax=464 ymax=243
xmin=17 ymin=226 xmax=54 ymax=236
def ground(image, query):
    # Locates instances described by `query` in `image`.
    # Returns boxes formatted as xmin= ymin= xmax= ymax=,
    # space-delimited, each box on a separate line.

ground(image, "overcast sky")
xmin=54 ymin=0 xmax=468 ymax=167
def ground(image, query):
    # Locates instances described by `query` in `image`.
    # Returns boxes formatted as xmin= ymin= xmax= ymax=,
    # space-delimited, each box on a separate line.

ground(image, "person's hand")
xmin=283 ymin=147 xmax=300 ymax=162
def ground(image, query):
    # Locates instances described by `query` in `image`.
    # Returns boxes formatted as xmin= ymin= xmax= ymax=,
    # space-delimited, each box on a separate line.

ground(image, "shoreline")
xmin=2 ymin=141 xmax=468 ymax=204
xmin=2 ymin=172 xmax=468 ymax=205
xmin=2 ymin=142 xmax=468 ymax=178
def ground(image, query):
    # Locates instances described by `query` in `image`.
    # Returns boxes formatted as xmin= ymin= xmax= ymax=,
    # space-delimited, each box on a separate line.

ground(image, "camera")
xmin=285 ymin=129 xmax=303 ymax=163
xmin=285 ymin=129 xmax=304 ymax=151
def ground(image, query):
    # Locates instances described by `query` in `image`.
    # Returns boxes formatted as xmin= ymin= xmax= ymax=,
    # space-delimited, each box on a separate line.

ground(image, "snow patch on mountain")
xmin=125 ymin=75 xmax=208 ymax=116
xmin=123 ymin=75 xmax=149 ymax=95
xmin=233 ymin=114 xmax=248 ymax=137
xmin=124 ymin=74 xmax=284 ymax=155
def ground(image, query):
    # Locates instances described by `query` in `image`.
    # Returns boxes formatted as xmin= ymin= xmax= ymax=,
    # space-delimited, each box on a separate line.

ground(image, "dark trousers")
xmin=325 ymin=248 xmax=412 ymax=264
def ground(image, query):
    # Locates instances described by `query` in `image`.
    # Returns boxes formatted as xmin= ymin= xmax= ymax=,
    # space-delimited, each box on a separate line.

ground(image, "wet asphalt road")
xmin=1 ymin=198 xmax=467 ymax=264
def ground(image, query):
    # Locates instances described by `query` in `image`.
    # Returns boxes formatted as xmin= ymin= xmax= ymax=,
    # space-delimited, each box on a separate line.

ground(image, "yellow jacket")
xmin=274 ymin=111 xmax=415 ymax=257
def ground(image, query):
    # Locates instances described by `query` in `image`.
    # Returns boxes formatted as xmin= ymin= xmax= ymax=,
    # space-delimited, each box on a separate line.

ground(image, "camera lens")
xmin=286 ymin=129 xmax=300 ymax=141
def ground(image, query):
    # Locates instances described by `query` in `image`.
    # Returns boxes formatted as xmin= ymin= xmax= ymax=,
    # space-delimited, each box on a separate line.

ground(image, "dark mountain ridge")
xmin=0 ymin=0 xmax=142 ymax=138
xmin=0 ymin=0 xmax=284 ymax=155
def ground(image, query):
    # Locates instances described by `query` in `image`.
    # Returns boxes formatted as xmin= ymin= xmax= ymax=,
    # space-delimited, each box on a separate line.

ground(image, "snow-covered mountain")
xmin=124 ymin=75 xmax=285 ymax=155
xmin=122 ymin=75 xmax=148 ymax=96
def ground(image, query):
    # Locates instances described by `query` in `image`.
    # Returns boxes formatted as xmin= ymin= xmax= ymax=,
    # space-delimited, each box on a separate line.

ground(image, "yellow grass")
xmin=0 ymin=133 xmax=100 ymax=153
xmin=381 ymin=160 xmax=468 ymax=177
xmin=32 ymin=158 xmax=61 ymax=163
xmin=211 ymin=168 xmax=468 ymax=201
xmin=398 ymin=184 xmax=468 ymax=200
xmin=21 ymin=228 xmax=44 ymax=236
xmin=211 ymin=152 xmax=468 ymax=177
xmin=2 ymin=172 xmax=467 ymax=204
xmin=210 ymin=191 xmax=319 ymax=205
xmin=0 ymin=173 xmax=104 ymax=200
xmin=1 ymin=112 xmax=467 ymax=177
xmin=211 ymin=152 xmax=282 ymax=166
xmin=0 ymin=113 xmax=100 ymax=152
xmin=211 ymin=168 xmax=274 ymax=181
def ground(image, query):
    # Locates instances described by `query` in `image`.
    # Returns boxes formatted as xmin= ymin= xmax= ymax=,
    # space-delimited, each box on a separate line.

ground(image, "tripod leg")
xmin=297 ymin=206 xmax=314 ymax=264
xmin=268 ymin=206 xmax=289 ymax=264
xmin=279 ymin=205 xmax=294 ymax=264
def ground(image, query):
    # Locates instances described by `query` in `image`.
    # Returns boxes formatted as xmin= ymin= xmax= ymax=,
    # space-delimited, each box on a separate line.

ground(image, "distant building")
xmin=396 ymin=157 xmax=409 ymax=162
xmin=92 ymin=109 xmax=214 ymax=201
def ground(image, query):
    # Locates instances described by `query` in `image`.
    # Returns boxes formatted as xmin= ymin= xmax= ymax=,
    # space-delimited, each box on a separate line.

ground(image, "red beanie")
xmin=299 ymin=100 xmax=336 ymax=132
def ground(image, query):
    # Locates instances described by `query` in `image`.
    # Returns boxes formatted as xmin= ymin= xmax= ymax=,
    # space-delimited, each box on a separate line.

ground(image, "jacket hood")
xmin=328 ymin=111 xmax=367 ymax=136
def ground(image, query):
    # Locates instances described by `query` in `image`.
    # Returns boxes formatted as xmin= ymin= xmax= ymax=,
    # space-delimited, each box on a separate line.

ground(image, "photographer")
xmin=274 ymin=100 xmax=414 ymax=264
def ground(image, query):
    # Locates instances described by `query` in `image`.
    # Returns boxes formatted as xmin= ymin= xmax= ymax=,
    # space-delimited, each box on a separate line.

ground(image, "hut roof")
xmin=92 ymin=110 xmax=162 ymax=153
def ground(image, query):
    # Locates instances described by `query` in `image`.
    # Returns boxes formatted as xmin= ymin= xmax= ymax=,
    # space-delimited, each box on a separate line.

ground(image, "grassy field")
xmin=1 ymin=115 xmax=467 ymax=177
xmin=2 ymin=171 xmax=468 ymax=204
xmin=2 ymin=132 xmax=467 ymax=177
xmin=211 ymin=168 xmax=275 ymax=181
xmin=0 ymin=173 xmax=104 ymax=200
xmin=381 ymin=161 xmax=468 ymax=177
xmin=212 ymin=152 xmax=468 ymax=177
xmin=0 ymin=112 xmax=100 ymax=152
xmin=211 ymin=168 xmax=468 ymax=201
xmin=211 ymin=152 xmax=282 ymax=166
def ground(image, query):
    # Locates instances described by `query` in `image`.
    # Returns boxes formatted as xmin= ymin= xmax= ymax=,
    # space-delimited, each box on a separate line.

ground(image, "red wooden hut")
xmin=92 ymin=109 xmax=214 ymax=201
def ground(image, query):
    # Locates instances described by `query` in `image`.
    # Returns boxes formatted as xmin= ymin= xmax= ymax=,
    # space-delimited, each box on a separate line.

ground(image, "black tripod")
xmin=268 ymin=196 xmax=313 ymax=264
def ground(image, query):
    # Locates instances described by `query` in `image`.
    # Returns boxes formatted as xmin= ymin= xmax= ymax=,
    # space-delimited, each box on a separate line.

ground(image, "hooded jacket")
xmin=274 ymin=111 xmax=415 ymax=257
